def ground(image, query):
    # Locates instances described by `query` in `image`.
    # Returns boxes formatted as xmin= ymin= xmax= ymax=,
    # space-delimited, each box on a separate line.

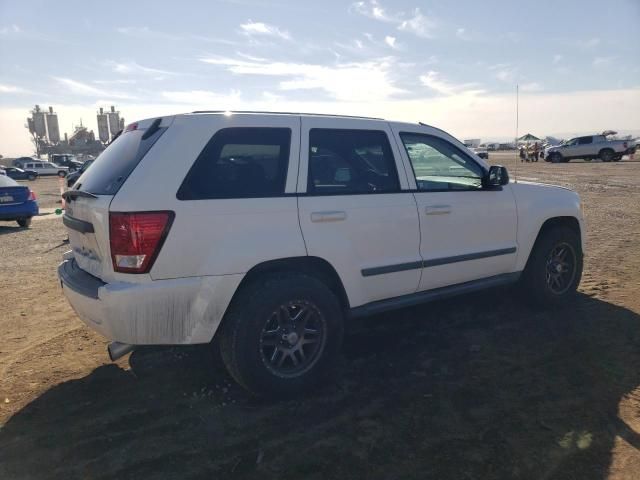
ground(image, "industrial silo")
xmin=97 ymin=107 xmax=110 ymax=143
xmin=46 ymin=106 xmax=61 ymax=143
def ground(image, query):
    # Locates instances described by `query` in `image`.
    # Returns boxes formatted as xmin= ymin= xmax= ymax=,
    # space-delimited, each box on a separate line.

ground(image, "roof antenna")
xmin=513 ymin=84 xmax=519 ymax=183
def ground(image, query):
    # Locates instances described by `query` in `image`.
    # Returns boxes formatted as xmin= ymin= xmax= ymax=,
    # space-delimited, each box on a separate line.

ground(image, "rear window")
xmin=76 ymin=126 xmax=167 ymax=195
xmin=177 ymin=127 xmax=291 ymax=200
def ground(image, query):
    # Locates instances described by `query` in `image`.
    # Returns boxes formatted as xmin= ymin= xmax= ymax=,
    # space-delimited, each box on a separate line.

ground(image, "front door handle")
xmin=425 ymin=205 xmax=452 ymax=215
xmin=311 ymin=211 xmax=347 ymax=223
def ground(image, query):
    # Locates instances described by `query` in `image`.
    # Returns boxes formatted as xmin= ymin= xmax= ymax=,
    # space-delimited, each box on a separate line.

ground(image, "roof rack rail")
xmin=190 ymin=110 xmax=384 ymax=120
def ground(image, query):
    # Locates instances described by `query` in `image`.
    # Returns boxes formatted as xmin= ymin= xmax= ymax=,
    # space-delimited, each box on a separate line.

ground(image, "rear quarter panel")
xmin=109 ymin=113 xmax=306 ymax=280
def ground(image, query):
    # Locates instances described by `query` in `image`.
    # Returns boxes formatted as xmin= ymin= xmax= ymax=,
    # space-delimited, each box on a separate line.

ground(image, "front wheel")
xmin=58 ymin=171 xmax=67 ymax=177
xmin=27 ymin=174 xmax=36 ymax=181
xmin=219 ymin=273 xmax=344 ymax=397
xmin=520 ymin=226 xmax=583 ymax=307
xmin=550 ymin=153 xmax=562 ymax=163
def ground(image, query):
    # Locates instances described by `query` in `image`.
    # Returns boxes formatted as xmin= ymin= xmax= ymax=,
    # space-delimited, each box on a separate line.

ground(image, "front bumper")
xmin=58 ymin=258 xmax=243 ymax=345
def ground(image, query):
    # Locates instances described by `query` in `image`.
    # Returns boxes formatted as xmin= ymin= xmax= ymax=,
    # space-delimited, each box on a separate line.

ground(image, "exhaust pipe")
xmin=108 ymin=341 xmax=135 ymax=361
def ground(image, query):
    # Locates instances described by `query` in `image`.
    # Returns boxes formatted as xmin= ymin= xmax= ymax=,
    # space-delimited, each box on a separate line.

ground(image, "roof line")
xmin=190 ymin=110 xmax=384 ymax=120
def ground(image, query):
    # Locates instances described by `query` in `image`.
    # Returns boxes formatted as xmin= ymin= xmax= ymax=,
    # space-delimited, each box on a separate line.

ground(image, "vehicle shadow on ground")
xmin=1 ymin=292 xmax=638 ymax=479
xmin=0 ymin=225 xmax=28 ymax=236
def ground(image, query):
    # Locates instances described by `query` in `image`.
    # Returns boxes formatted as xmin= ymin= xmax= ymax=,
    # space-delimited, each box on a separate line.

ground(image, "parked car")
xmin=0 ymin=175 xmax=38 ymax=227
xmin=21 ymin=160 xmax=68 ymax=177
xmin=544 ymin=133 xmax=629 ymax=163
xmin=472 ymin=146 xmax=489 ymax=159
xmin=66 ymin=159 xmax=94 ymax=188
xmin=58 ymin=112 xmax=584 ymax=396
xmin=50 ymin=154 xmax=84 ymax=172
xmin=0 ymin=166 xmax=5 ymax=176
xmin=465 ymin=144 xmax=489 ymax=159
xmin=1 ymin=166 xmax=38 ymax=181
xmin=13 ymin=156 xmax=37 ymax=169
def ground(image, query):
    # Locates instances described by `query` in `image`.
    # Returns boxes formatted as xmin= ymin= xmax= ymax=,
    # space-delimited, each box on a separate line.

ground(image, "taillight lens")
xmin=109 ymin=211 xmax=174 ymax=273
xmin=28 ymin=190 xmax=36 ymax=200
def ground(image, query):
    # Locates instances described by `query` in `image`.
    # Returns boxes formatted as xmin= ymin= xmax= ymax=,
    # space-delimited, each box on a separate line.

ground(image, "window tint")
xmin=307 ymin=129 xmax=399 ymax=195
xmin=578 ymin=136 xmax=592 ymax=145
xmin=78 ymin=125 xmax=167 ymax=195
xmin=178 ymin=127 xmax=291 ymax=200
xmin=400 ymin=133 xmax=485 ymax=191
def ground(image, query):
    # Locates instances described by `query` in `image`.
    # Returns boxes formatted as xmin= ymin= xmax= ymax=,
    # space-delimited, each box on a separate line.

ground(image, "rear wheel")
xmin=219 ymin=273 xmax=344 ymax=397
xmin=520 ymin=226 xmax=582 ymax=307
xmin=27 ymin=174 xmax=36 ymax=181
xmin=599 ymin=149 xmax=614 ymax=162
xmin=17 ymin=217 xmax=32 ymax=228
xmin=58 ymin=171 xmax=67 ymax=177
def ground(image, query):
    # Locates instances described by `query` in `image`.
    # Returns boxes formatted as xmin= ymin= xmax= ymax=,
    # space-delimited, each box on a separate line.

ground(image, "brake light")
xmin=28 ymin=190 xmax=36 ymax=200
xmin=109 ymin=211 xmax=174 ymax=273
xmin=623 ymin=142 xmax=628 ymax=149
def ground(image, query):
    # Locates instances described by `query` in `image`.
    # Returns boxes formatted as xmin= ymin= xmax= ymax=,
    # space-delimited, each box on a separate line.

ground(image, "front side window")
xmin=178 ymin=127 xmax=291 ymax=200
xmin=307 ymin=129 xmax=399 ymax=195
xmin=400 ymin=133 xmax=485 ymax=191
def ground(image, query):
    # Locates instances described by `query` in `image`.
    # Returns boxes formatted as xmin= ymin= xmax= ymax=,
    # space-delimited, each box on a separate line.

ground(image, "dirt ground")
xmin=1 ymin=154 xmax=639 ymax=480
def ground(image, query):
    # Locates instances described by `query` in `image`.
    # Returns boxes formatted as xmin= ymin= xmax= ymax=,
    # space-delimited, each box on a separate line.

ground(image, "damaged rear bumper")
xmin=58 ymin=258 xmax=243 ymax=345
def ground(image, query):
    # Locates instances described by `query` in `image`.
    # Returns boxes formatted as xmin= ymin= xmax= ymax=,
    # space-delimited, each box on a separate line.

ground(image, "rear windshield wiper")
xmin=62 ymin=190 xmax=98 ymax=201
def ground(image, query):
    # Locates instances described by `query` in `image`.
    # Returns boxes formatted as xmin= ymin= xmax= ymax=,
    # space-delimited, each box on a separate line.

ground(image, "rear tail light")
xmin=623 ymin=142 xmax=628 ymax=149
xmin=28 ymin=190 xmax=36 ymax=200
xmin=109 ymin=211 xmax=174 ymax=274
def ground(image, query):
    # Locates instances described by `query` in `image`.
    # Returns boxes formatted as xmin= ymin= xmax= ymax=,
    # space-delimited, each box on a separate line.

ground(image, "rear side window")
xmin=177 ymin=127 xmax=291 ymax=200
xmin=578 ymin=136 xmax=592 ymax=145
xmin=77 ymin=126 xmax=167 ymax=195
xmin=307 ymin=129 xmax=399 ymax=195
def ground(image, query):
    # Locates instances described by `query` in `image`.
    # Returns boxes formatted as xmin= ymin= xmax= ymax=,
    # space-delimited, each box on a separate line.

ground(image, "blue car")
xmin=0 ymin=175 xmax=39 ymax=228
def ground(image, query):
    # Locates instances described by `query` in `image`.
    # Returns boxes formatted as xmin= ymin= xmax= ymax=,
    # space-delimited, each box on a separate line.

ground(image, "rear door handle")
xmin=425 ymin=205 xmax=452 ymax=215
xmin=311 ymin=211 xmax=347 ymax=223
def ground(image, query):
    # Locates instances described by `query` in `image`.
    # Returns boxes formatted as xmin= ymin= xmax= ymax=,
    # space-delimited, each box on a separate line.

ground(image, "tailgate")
xmin=63 ymin=195 xmax=114 ymax=281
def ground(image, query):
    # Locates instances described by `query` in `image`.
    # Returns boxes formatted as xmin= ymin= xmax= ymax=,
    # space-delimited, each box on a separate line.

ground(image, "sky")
xmin=1 ymin=0 xmax=639 ymax=156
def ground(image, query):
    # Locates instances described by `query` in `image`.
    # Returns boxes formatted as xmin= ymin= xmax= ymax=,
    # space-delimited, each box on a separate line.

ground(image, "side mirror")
xmin=483 ymin=165 xmax=509 ymax=188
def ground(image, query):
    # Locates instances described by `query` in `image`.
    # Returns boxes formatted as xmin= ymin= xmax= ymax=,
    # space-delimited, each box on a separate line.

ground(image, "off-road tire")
xmin=218 ymin=273 xmax=344 ymax=397
xmin=599 ymin=149 xmax=614 ymax=162
xmin=520 ymin=226 xmax=582 ymax=307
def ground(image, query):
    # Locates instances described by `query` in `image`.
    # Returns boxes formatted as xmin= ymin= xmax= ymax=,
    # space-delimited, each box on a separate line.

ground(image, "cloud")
xmin=420 ymin=71 xmax=484 ymax=96
xmin=105 ymin=60 xmax=176 ymax=77
xmin=52 ymin=77 xmax=134 ymax=99
xmin=239 ymin=20 xmax=290 ymax=40
xmin=580 ymin=37 xmax=601 ymax=48
xmin=553 ymin=54 xmax=563 ymax=64
xmin=593 ymin=56 xmax=615 ymax=68
xmin=384 ymin=35 xmax=397 ymax=48
xmin=352 ymin=2 xmax=438 ymax=38
xmin=520 ymin=82 xmax=543 ymax=92
xmin=200 ymin=55 xmax=403 ymax=102
xmin=161 ymin=89 xmax=242 ymax=105
xmin=398 ymin=8 xmax=437 ymax=38
xmin=456 ymin=27 xmax=470 ymax=40
xmin=0 ymin=83 xmax=28 ymax=94
xmin=0 ymin=24 xmax=21 ymax=35
xmin=350 ymin=1 xmax=397 ymax=22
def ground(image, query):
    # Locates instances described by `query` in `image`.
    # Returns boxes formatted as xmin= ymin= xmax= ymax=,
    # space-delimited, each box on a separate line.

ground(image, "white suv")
xmin=22 ymin=161 xmax=68 ymax=177
xmin=58 ymin=112 xmax=585 ymax=395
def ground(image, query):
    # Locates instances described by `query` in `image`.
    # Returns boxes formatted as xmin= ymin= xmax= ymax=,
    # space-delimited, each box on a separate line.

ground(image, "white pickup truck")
xmin=58 ymin=112 xmax=585 ymax=396
xmin=544 ymin=133 xmax=630 ymax=163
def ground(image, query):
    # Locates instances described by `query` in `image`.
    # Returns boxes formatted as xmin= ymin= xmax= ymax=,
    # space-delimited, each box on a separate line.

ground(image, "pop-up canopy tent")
xmin=518 ymin=133 xmax=540 ymax=142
